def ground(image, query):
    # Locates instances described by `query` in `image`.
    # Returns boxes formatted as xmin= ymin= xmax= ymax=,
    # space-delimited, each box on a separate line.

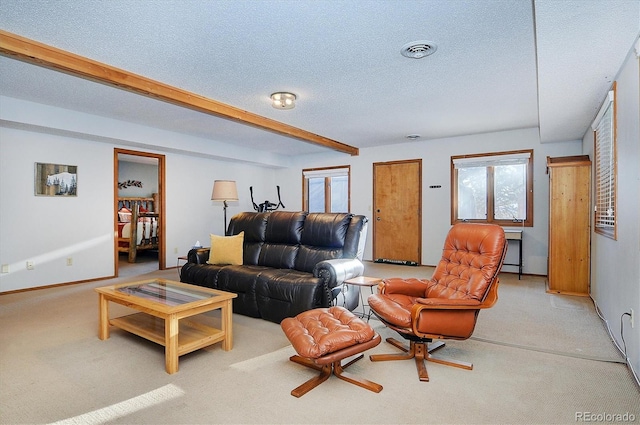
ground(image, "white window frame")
xmin=592 ymin=84 xmax=617 ymax=240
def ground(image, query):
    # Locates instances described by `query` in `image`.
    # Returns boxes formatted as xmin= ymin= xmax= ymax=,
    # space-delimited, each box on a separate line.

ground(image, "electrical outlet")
xmin=66 ymin=257 xmax=73 ymax=266
xmin=1 ymin=264 xmax=9 ymax=273
xmin=630 ymin=309 xmax=635 ymax=329
xmin=26 ymin=261 xmax=34 ymax=270
xmin=174 ymin=247 xmax=178 ymax=254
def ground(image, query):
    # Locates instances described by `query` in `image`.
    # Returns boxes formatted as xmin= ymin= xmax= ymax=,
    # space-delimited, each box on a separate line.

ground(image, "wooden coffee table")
xmin=95 ymin=278 xmax=237 ymax=374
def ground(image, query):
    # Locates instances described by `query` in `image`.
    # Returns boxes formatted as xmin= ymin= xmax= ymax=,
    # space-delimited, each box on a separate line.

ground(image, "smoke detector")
xmin=401 ymin=40 xmax=437 ymax=59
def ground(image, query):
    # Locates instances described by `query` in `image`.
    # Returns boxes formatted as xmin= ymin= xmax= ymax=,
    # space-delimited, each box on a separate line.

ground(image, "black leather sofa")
xmin=180 ymin=211 xmax=368 ymax=323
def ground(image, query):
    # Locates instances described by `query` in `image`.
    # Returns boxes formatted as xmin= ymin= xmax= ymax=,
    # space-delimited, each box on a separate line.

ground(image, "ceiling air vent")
xmin=400 ymin=40 xmax=437 ymax=59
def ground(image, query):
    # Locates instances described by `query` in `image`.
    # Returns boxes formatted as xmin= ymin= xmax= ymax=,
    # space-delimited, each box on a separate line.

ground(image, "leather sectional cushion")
xmin=294 ymin=245 xmax=343 ymax=273
xmin=258 ymin=243 xmax=299 ymax=269
xmin=265 ymin=211 xmax=306 ymax=244
xmin=256 ymin=269 xmax=325 ymax=323
xmin=227 ymin=212 xmax=269 ymax=265
xmin=300 ymin=213 xmax=351 ymax=247
xmin=216 ymin=264 xmax=272 ymax=317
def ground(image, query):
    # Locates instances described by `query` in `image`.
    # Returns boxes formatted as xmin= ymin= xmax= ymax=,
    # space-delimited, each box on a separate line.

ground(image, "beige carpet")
xmin=1 ymin=264 xmax=638 ymax=424
xmin=471 ymin=276 xmax=622 ymax=361
xmin=362 ymin=263 xmax=622 ymax=361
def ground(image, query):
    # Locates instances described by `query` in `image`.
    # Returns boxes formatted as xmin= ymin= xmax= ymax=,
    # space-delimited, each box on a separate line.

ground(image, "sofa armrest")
xmin=314 ymin=258 xmax=365 ymax=287
xmin=187 ymin=248 xmax=210 ymax=264
xmin=314 ymin=258 xmax=364 ymax=309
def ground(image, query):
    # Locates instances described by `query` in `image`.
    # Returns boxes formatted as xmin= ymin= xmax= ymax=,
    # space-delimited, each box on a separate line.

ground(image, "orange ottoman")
xmin=280 ymin=306 xmax=382 ymax=397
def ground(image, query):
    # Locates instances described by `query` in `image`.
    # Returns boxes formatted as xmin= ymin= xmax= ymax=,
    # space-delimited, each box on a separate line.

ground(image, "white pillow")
xmin=118 ymin=207 xmax=131 ymax=222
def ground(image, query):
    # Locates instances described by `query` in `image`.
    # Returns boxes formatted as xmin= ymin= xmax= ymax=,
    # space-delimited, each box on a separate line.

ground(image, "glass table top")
xmin=116 ymin=280 xmax=218 ymax=306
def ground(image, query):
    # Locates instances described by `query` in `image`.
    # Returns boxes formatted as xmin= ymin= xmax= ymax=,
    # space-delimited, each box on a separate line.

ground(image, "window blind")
xmin=593 ymin=90 xmax=615 ymax=238
xmin=303 ymin=168 xmax=349 ymax=178
xmin=452 ymin=152 xmax=531 ymax=169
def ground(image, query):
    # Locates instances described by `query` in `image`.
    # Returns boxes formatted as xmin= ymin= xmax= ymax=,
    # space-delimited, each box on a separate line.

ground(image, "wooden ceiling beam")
xmin=0 ymin=30 xmax=359 ymax=156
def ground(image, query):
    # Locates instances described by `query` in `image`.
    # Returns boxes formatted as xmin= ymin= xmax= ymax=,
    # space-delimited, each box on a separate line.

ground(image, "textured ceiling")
xmin=0 ymin=0 xmax=638 ymax=158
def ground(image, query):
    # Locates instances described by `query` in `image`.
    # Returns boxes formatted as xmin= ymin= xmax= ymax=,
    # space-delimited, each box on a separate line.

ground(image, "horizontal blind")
xmin=303 ymin=168 xmax=349 ymax=178
xmin=593 ymin=90 xmax=615 ymax=238
xmin=452 ymin=152 xmax=530 ymax=169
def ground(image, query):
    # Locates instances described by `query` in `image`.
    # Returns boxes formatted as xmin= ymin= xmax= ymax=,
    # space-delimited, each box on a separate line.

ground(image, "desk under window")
xmin=503 ymin=230 xmax=523 ymax=279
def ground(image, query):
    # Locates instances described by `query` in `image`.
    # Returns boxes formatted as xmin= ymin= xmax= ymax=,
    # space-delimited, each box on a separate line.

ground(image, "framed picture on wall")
xmin=34 ymin=163 xmax=78 ymax=196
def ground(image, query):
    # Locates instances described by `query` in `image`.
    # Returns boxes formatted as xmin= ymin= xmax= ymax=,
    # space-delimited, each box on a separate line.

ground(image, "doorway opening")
xmin=114 ymin=148 xmax=166 ymax=277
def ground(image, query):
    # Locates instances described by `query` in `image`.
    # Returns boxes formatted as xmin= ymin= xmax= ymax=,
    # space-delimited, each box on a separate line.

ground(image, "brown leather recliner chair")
xmin=368 ymin=223 xmax=507 ymax=381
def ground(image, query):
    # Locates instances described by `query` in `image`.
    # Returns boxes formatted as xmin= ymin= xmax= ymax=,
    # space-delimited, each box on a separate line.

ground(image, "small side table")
xmin=177 ymin=256 xmax=188 ymax=278
xmin=343 ymin=276 xmax=382 ymax=321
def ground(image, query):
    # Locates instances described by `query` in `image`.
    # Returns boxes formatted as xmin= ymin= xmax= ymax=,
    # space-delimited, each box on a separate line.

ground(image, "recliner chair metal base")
xmin=370 ymin=337 xmax=472 ymax=382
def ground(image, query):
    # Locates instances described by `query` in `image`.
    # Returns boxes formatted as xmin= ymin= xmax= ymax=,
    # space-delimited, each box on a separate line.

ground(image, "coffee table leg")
xmin=98 ymin=294 xmax=109 ymax=340
xmin=222 ymin=299 xmax=233 ymax=351
xmin=165 ymin=314 xmax=179 ymax=374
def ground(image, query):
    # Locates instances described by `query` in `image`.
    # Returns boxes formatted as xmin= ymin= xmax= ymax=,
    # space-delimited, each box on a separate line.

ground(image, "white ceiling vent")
xmin=401 ymin=40 xmax=437 ymax=59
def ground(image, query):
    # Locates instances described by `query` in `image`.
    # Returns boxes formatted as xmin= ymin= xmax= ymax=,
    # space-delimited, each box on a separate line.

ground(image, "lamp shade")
xmin=211 ymin=180 xmax=238 ymax=201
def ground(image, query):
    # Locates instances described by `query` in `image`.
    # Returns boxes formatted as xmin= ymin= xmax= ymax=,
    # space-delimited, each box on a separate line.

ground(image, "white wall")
xmin=117 ymin=161 xmax=158 ymax=198
xmin=0 ymin=96 xmax=292 ymax=169
xmin=0 ymin=127 xmax=114 ymax=291
xmin=0 ymin=99 xmax=279 ymax=292
xmin=583 ymin=41 xmax=640 ymax=381
xmin=278 ymin=128 xmax=582 ymax=274
xmin=164 ymin=153 xmax=277 ymax=258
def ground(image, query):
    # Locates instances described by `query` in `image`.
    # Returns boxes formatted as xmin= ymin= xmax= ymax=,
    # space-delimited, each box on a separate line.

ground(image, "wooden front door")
xmin=372 ymin=159 xmax=422 ymax=264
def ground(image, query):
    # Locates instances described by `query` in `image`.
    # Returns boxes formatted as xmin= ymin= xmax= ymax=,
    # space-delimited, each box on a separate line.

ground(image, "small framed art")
xmin=35 ymin=163 xmax=78 ymax=196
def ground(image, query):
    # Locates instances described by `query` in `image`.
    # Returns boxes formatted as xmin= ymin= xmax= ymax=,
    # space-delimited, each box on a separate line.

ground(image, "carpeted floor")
xmin=1 ymin=263 xmax=638 ymax=424
xmin=118 ymin=251 xmax=159 ymax=278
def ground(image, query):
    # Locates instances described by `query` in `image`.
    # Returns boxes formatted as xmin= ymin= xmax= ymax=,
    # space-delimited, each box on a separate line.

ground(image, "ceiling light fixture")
xmin=401 ymin=40 xmax=437 ymax=59
xmin=406 ymin=134 xmax=421 ymax=140
xmin=270 ymin=92 xmax=296 ymax=109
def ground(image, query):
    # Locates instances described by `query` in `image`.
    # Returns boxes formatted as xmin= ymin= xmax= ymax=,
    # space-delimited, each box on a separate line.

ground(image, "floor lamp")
xmin=211 ymin=180 xmax=238 ymax=234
